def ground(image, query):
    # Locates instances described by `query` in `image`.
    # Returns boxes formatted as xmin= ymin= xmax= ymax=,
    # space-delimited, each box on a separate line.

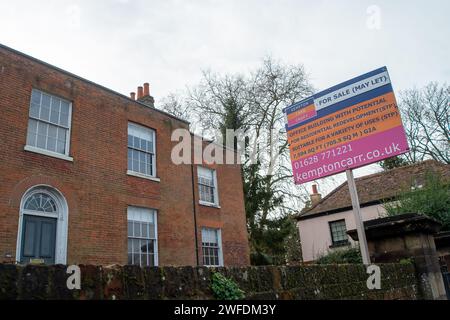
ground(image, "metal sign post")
xmin=346 ymin=169 xmax=371 ymax=265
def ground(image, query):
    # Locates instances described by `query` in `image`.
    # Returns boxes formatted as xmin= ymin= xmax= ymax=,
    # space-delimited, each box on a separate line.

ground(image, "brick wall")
xmin=0 ymin=44 xmax=249 ymax=266
xmin=0 ymin=263 xmax=420 ymax=300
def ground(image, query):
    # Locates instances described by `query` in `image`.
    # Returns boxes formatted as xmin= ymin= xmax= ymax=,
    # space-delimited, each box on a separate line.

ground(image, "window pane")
xmin=30 ymin=102 xmax=40 ymax=118
xmin=134 ymin=222 xmax=141 ymax=237
xmin=132 ymin=150 xmax=139 ymax=167
xmin=37 ymin=121 xmax=47 ymax=136
xmin=148 ymin=240 xmax=155 ymax=254
xmin=149 ymin=223 xmax=155 ymax=239
xmin=47 ymin=137 xmax=57 ymax=152
xmin=128 ymin=253 xmax=133 ymax=265
xmin=128 ymin=135 xmax=133 ymax=147
xmin=50 ymin=98 xmax=60 ymax=124
xmin=27 ymin=131 xmax=37 ymax=147
xmin=128 ymin=238 xmax=132 ymax=253
xmin=142 ymin=253 xmax=149 ymax=267
xmin=141 ymin=223 xmax=148 ymax=238
xmin=28 ymin=119 xmax=38 ymax=134
xmin=141 ymin=139 xmax=147 ymax=151
xmin=47 ymin=125 xmax=58 ymax=139
xmin=149 ymin=254 xmax=155 ymax=266
xmin=60 ymin=101 xmax=70 ymax=127
xmin=139 ymin=151 xmax=146 ymax=163
xmin=133 ymin=239 xmax=140 ymax=254
xmin=149 ymin=155 xmax=154 ymax=176
xmin=128 ymin=221 xmax=133 ymax=236
xmin=40 ymin=94 xmax=51 ymax=121
xmin=133 ymin=253 xmax=140 ymax=266
xmin=141 ymin=239 xmax=150 ymax=254
xmin=133 ymin=136 xmax=139 ymax=149
xmin=57 ymin=127 xmax=66 ymax=142
xmin=36 ymin=133 xmax=46 ymax=149
xmin=60 ymin=100 xmax=70 ymax=115
xmin=56 ymin=140 xmax=65 ymax=154
xmin=31 ymin=89 xmax=41 ymax=105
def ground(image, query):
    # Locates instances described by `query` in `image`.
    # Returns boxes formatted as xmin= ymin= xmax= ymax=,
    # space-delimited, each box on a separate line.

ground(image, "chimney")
xmin=143 ymin=82 xmax=150 ymax=96
xmin=137 ymin=82 xmax=155 ymax=108
xmin=130 ymin=92 xmax=136 ymax=100
xmin=310 ymin=184 xmax=322 ymax=206
xmin=137 ymin=86 xmax=144 ymax=99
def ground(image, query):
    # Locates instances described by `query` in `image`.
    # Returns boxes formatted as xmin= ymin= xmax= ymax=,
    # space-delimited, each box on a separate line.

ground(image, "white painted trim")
xmin=24 ymin=145 xmax=73 ymax=162
xmin=201 ymin=227 xmax=224 ymax=267
xmin=126 ymin=170 xmax=160 ymax=182
xmin=15 ymin=185 xmax=69 ymax=264
xmin=199 ymin=201 xmax=221 ymax=209
xmin=154 ymin=211 xmax=159 ymax=267
xmin=28 ymin=88 xmax=73 ymax=158
xmin=217 ymin=229 xmax=224 ymax=267
xmin=197 ymin=166 xmax=220 ymax=207
xmin=66 ymin=100 xmax=73 ymax=156
xmin=152 ymin=130 xmax=157 ymax=178
xmin=127 ymin=206 xmax=159 ymax=267
xmin=213 ymin=169 xmax=220 ymax=207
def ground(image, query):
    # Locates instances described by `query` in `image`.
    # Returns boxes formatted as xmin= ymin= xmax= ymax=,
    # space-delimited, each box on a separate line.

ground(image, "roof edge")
xmin=0 ymin=42 xmax=190 ymax=125
xmin=296 ymin=159 xmax=448 ymax=219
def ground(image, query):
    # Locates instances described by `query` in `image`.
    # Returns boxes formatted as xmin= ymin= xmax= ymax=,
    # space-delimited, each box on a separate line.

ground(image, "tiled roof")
xmin=296 ymin=160 xmax=450 ymax=220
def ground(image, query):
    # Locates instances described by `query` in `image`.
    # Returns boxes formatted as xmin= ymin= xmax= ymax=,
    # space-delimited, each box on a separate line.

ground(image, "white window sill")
xmin=24 ymin=145 xmax=73 ymax=162
xmin=127 ymin=170 xmax=160 ymax=182
xmin=203 ymin=265 xmax=224 ymax=268
xmin=199 ymin=201 xmax=221 ymax=209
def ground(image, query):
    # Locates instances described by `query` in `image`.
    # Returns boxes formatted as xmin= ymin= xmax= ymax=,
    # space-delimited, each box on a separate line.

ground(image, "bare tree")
xmin=184 ymin=57 xmax=315 ymax=261
xmin=159 ymin=92 xmax=192 ymax=122
xmin=400 ymin=82 xmax=449 ymax=164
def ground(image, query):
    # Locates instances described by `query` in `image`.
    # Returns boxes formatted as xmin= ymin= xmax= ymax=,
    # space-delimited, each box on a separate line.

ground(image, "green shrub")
xmin=250 ymin=251 xmax=273 ymax=265
xmin=399 ymin=258 xmax=414 ymax=264
xmin=210 ymin=272 xmax=245 ymax=300
xmin=316 ymin=247 xmax=362 ymax=264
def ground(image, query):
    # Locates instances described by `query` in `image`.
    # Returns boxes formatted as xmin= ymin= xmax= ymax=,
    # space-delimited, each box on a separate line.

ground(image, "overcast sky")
xmin=1 ymin=0 xmax=448 ymax=188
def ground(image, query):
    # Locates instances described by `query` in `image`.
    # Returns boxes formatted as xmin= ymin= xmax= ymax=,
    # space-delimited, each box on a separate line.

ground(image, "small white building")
xmin=296 ymin=160 xmax=449 ymax=262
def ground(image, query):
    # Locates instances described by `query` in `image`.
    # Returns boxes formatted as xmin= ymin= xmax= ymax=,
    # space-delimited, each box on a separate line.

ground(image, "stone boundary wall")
xmin=0 ymin=263 xmax=420 ymax=300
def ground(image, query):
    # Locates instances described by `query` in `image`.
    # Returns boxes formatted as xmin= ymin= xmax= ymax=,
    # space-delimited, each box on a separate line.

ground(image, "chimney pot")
xmin=130 ymin=92 xmax=136 ymax=100
xmin=137 ymin=86 xmax=143 ymax=99
xmin=310 ymin=184 xmax=322 ymax=206
xmin=143 ymin=83 xmax=150 ymax=96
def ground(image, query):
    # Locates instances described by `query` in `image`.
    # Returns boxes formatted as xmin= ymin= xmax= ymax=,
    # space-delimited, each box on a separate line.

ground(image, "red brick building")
xmin=0 ymin=44 xmax=250 ymax=267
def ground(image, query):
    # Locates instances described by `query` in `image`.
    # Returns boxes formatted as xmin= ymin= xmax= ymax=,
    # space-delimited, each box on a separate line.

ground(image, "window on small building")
xmin=127 ymin=123 xmax=156 ymax=177
xmin=127 ymin=207 xmax=158 ymax=267
xmin=26 ymin=89 xmax=72 ymax=156
xmin=201 ymin=227 xmax=223 ymax=266
xmin=197 ymin=166 xmax=218 ymax=206
xmin=329 ymin=219 xmax=348 ymax=246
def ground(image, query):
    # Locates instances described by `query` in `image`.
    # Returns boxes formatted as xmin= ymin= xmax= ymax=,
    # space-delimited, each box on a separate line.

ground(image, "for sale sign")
xmin=284 ymin=67 xmax=409 ymax=184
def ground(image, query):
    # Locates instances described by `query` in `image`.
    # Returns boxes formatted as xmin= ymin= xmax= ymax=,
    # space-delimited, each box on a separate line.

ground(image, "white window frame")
xmin=127 ymin=206 xmax=158 ymax=267
xmin=127 ymin=122 xmax=157 ymax=180
xmin=24 ymin=88 xmax=73 ymax=162
xmin=201 ymin=227 xmax=223 ymax=267
xmin=198 ymin=166 xmax=220 ymax=207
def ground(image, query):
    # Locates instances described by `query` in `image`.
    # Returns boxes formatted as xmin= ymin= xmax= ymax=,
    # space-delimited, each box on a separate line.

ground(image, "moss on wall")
xmin=0 ymin=263 xmax=420 ymax=300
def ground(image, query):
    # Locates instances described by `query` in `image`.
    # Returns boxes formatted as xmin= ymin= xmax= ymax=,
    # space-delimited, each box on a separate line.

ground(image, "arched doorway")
xmin=16 ymin=186 xmax=68 ymax=264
